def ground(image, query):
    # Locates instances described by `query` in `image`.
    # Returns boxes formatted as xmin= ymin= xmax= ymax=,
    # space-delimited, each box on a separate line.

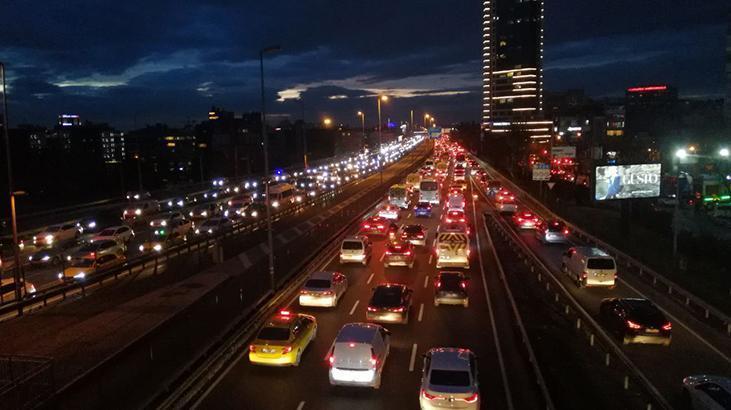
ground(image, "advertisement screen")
xmin=594 ymin=164 xmax=661 ymax=200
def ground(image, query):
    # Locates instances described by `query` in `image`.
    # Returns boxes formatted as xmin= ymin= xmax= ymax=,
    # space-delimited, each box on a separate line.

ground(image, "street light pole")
xmin=410 ymin=109 xmax=414 ymax=133
xmin=377 ymin=95 xmax=388 ymax=184
xmin=260 ymin=45 xmax=280 ymax=291
xmin=0 ymin=62 xmax=23 ymax=309
xmin=300 ymin=97 xmax=308 ymax=168
xmin=357 ymin=111 xmax=365 ymax=150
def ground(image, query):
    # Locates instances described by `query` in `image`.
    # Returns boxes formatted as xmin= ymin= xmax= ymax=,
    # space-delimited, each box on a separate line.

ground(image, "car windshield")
xmin=547 ymin=223 xmax=565 ymax=232
xmin=439 ymin=275 xmax=463 ymax=290
xmin=404 ymin=225 xmax=422 ymax=234
xmin=342 ymin=241 xmax=363 ymax=250
xmin=257 ymin=326 xmax=291 ymax=341
xmin=420 ymin=181 xmax=438 ymax=191
xmin=430 ymin=369 xmax=471 ymax=387
xmin=387 ymin=244 xmax=409 ymax=253
xmin=305 ymin=279 xmax=332 ymax=289
xmin=371 ymin=286 xmax=403 ymax=307
xmin=70 ymin=259 xmax=95 ymax=268
xmin=98 ymin=229 xmax=116 ymax=236
xmin=417 ymin=202 xmax=430 ymax=208
xmin=78 ymin=244 xmax=99 ymax=252
xmin=587 ymin=258 xmax=615 ymax=270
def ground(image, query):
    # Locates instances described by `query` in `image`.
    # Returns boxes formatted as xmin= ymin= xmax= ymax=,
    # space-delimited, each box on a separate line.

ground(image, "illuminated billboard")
xmin=594 ymin=164 xmax=661 ymax=200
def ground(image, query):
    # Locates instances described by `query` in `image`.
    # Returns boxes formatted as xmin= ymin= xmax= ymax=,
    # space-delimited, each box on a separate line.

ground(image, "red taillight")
xmin=370 ymin=355 xmax=378 ymax=367
xmin=279 ymin=310 xmax=291 ymax=316
xmin=363 ymin=224 xmax=371 ymax=229
xmin=390 ymin=306 xmax=404 ymax=313
xmin=367 ymin=306 xmax=377 ymax=312
xmin=460 ymin=281 xmax=467 ymax=289
xmin=328 ymin=355 xmax=335 ymax=366
xmin=581 ymin=272 xmax=588 ymax=279
xmin=662 ymin=322 xmax=672 ymax=331
xmin=421 ymin=389 xmax=439 ymax=400
xmin=385 ymin=251 xmax=392 ymax=255
xmin=627 ymin=320 xmax=642 ymax=330
xmin=461 ymin=393 xmax=479 ymax=403
xmin=563 ymin=229 xmax=570 ymax=235
xmin=404 ymin=250 xmax=412 ymax=256
xmin=249 ymin=345 xmax=256 ymax=352
xmin=417 ymin=234 xmax=424 ymax=239
xmin=281 ymin=346 xmax=292 ymax=354
xmin=377 ymin=225 xmax=384 ymax=229
xmin=435 ymin=280 xmax=442 ymax=288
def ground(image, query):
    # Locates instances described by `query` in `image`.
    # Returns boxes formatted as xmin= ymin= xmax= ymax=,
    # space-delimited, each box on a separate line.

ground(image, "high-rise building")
xmin=482 ymin=0 xmax=552 ymax=141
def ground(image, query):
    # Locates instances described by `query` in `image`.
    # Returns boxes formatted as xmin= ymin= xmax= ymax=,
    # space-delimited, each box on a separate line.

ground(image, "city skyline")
xmin=0 ymin=0 xmax=728 ymax=130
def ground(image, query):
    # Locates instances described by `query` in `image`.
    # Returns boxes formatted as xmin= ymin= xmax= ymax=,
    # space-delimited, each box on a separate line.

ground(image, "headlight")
xmin=28 ymin=255 xmax=33 ymax=261
xmin=161 ymin=221 xmax=167 ymax=226
xmin=207 ymin=229 xmax=213 ymax=234
xmin=251 ymin=211 xmax=258 ymax=217
xmin=201 ymin=211 xmax=208 ymax=217
xmin=195 ymin=229 xmax=200 ymax=234
xmin=150 ymin=221 xmax=155 ymax=226
xmin=135 ymin=209 xmax=142 ymax=215
xmin=167 ymin=201 xmax=173 ymax=207
xmin=139 ymin=245 xmax=145 ymax=252
xmin=41 ymin=255 xmax=50 ymax=262
xmin=45 ymin=235 xmax=54 ymax=244
xmin=189 ymin=212 xmax=194 ymax=217
xmin=67 ymin=255 xmax=72 ymax=261
xmin=272 ymin=201 xmax=280 ymax=208
xmin=88 ymin=221 xmax=96 ymax=229
xmin=57 ymin=273 xmax=63 ymax=279
xmin=74 ymin=272 xmax=86 ymax=279
xmin=153 ymin=244 xmax=162 ymax=252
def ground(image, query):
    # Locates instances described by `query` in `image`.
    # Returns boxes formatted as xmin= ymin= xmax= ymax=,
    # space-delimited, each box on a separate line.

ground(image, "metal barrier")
xmin=474 ymin=156 xmax=731 ymax=336
xmin=0 ymin=355 xmax=54 ymax=409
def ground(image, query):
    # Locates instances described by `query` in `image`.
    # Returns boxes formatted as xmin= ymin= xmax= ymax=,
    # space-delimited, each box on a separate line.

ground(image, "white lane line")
xmin=432 ymin=238 xmax=437 ymax=248
xmin=409 ymin=343 xmax=418 ymax=372
xmin=407 ymin=213 xmax=412 ymax=218
xmin=296 ymin=401 xmax=305 ymax=410
xmin=418 ymin=303 xmax=424 ymax=322
xmin=366 ymin=273 xmax=374 ymax=285
xmin=428 ymin=254 xmax=433 ymax=265
xmin=423 ymin=275 xmax=429 ymax=288
xmin=349 ymin=300 xmax=360 ymax=315
xmin=379 ymin=252 xmax=385 ymax=262
xmin=619 ymin=278 xmax=731 ymax=364
xmin=471 ymin=182 xmax=515 ymax=410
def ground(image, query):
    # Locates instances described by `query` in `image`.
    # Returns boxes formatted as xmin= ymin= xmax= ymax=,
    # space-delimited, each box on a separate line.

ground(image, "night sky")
xmin=1 ymin=0 xmax=728 ymax=130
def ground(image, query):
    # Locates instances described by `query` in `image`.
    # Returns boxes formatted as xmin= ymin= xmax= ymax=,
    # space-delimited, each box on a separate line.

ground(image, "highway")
xmin=477 ymin=158 xmax=731 ymax=405
xmin=198 ymin=162 xmax=547 ymax=409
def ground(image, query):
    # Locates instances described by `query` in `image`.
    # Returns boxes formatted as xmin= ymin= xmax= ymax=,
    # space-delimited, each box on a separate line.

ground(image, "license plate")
xmin=262 ymin=348 xmax=275 ymax=353
xmin=645 ymin=329 xmax=659 ymax=334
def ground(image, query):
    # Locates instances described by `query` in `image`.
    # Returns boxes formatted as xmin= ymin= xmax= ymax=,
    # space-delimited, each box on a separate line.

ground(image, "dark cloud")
xmin=0 ymin=0 xmax=726 ymax=129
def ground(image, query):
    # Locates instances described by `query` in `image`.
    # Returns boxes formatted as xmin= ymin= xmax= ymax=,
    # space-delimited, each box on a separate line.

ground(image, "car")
xmin=496 ymin=197 xmax=517 ymax=214
xmin=440 ymin=221 xmax=471 ymax=236
xmin=495 ymin=189 xmax=514 ymax=202
xmin=139 ymin=230 xmax=186 ymax=253
xmin=339 ymin=236 xmax=372 ymax=265
xmin=189 ymin=203 xmax=220 ymax=220
xmin=359 ymin=216 xmax=388 ymax=236
xmin=244 ymin=202 xmax=266 ymax=219
xmin=126 ymin=191 xmax=151 ymax=201
xmin=122 ymin=200 xmax=160 ymax=221
xmin=387 ymin=222 xmax=400 ymax=241
xmin=486 ymin=180 xmax=502 ymax=196
xmin=512 ymin=210 xmax=541 ymax=229
xmin=399 ymin=224 xmax=428 ymax=246
xmin=0 ymin=278 xmax=36 ymax=303
xmin=446 ymin=193 xmax=466 ymax=211
xmin=366 ymin=283 xmax=413 ymax=324
xmin=562 ymin=247 xmax=617 ymax=288
xmin=377 ymin=204 xmax=400 ymax=220
xmin=27 ymin=247 xmax=67 ymax=267
xmin=383 ymin=241 xmax=416 ymax=269
xmin=248 ymin=310 xmax=317 ymax=366
xmin=535 ymin=220 xmax=570 ymax=244
xmin=682 ymin=375 xmax=731 ymax=410
xmin=225 ymin=202 xmax=249 ymax=219
xmin=444 ymin=209 xmax=466 ymax=224
xmin=77 ymin=218 xmax=102 ymax=235
xmin=154 ymin=218 xmax=192 ymax=238
xmin=59 ymin=253 xmax=126 ymax=281
xmin=327 ymin=323 xmax=391 ymax=389
xmin=419 ymin=348 xmax=480 ymax=410
xmin=299 ymin=271 xmax=348 ymax=307
xmin=194 ymin=217 xmax=232 ymax=236
xmin=433 ymin=271 xmax=470 ymax=307
xmin=92 ymin=226 xmax=134 ymax=245
xmin=69 ymin=239 xmax=125 ymax=260
xmin=34 ymin=223 xmax=80 ymax=246
xmin=414 ymin=202 xmax=433 ymax=218
xmin=599 ymin=298 xmax=672 ymax=346
xmin=149 ymin=211 xmax=185 ymax=228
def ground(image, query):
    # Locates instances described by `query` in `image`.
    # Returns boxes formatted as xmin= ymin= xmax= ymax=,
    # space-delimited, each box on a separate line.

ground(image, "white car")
xmin=339 ymin=236 xmax=372 ymax=265
xmin=299 ymin=271 xmax=348 ymax=307
xmin=92 ymin=226 xmax=135 ymax=245
xmin=420 ymin=348 xmax=480 ymax=410
xmin=328 ymin=323 xmax=391 ymax=389
xmin=34 ymin=223 xmax=80 ymax=246
xmin=683 ymin=375 xmax=731 ymax=410
xmin=149 ymin=212 xmax=185 ymax=228
xmin=377 ymin=205 xmax=399 ymax=220
xmin=194 ymin=217 xmax=232 ymax=236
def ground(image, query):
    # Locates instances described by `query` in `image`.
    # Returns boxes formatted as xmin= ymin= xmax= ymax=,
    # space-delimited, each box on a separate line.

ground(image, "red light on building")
xmin=627 ymin=85 xmax=668 ymax=93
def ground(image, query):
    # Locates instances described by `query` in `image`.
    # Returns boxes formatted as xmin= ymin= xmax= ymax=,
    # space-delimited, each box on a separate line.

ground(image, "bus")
xmin=419 ymin=179 xmax=440 ymax=205
xmin=388 ymin=184 xmax=409 ymax=209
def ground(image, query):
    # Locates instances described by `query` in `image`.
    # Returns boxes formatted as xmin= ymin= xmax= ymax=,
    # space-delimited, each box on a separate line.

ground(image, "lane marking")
xmin=428 ymin=254 xmax=433 ymax=265
xmin=423 ymin=275 xmax=430 ymax=289
xmin=432 ymin=238 xmax=437 ymax=248
xmin=366 ymin=273 xmax=374 ymax=285
xmin=379 ymin=252 xmax=385 ymax=262
xmin=418 ymin=303 xmax=424 ymax=322
xmin=409 ymin=343 xmax=418 ymax=372
xmin=296 ymin=401 xmax=305 ymax=410
xmin=471 ymin=181 xmax=515 ymax=410
xmin=407 ymin=213 xmax=412 ymax=218
xmin=349 ymin=300 xmax=360 ymax=315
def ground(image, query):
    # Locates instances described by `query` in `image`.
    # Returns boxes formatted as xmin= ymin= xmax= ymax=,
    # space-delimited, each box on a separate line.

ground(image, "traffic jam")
xmin=0 ymin=137 xmax=423 ymax=304
xmin=205 ymin=135 xmax=703 ymax=410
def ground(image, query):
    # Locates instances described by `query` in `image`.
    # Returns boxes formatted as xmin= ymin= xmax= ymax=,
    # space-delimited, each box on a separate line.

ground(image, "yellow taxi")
xmin=248 ymin=310 xmax=317 ymax=366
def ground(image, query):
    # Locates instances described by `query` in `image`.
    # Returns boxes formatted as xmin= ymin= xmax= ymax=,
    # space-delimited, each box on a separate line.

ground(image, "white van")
xmin=561 ymin=247 xmax=617 ymax=288
xmin=388 ymin=184 xmax=409 ymax=209
xmin=328 ymin=323 xmax=391 ymax=389
xmin=268 ymin=183 xmax=296 ymax=208
xmin=446 ymin=193 xmax=466 ymax=211
xmin=405 ymin=173 xmax=422 ymax=192
xmin=419 ymin=180 xmax=440 ymax=205
xmin=435 ymin=230 xmax=470 ymax=269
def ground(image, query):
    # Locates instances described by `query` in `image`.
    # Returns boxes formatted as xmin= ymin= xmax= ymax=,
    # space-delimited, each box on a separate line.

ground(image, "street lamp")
xmin=424 ymin=113 xmax=430 ymax=128
xmin=259 ymin=44 xmax=280 ymax=291
xmin=720 ymin=148 xmax=729 ymax=158
xmin=323 ymin=117 xmax=332 ymax=127
xmin=377 ymin=95 xmax=388 ymax=184
xmin=0 ymin=62 xmax=24 ymax=311
xmin=357 ymin=111 xmax=365 ymax=148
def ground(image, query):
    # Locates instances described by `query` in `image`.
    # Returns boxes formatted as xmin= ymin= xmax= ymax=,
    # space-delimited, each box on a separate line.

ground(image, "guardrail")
xmin=0 ymin=142 xmax=427 ymax=320
xmin=473 ymin=156 xmax=731 ymax=337
xmin=485 ymin=210 xmax=671 ymax=410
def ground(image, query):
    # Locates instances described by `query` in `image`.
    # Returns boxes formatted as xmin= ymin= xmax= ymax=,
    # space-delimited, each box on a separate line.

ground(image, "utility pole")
xmin=301 ymin=97 xmax=308 ymax=168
